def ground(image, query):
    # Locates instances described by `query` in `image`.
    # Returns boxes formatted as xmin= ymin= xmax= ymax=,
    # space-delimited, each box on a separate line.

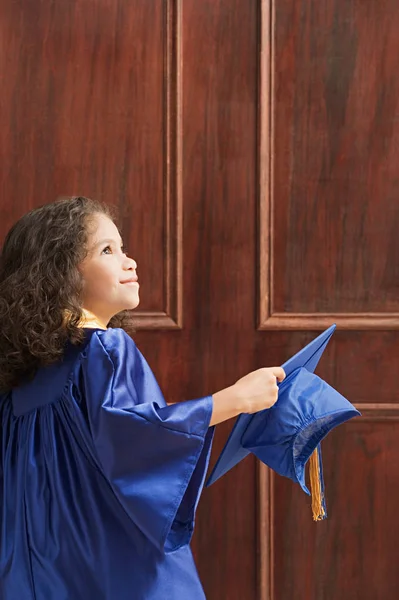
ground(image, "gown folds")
xmin=0 ymin=327 xmax=214 ymax=600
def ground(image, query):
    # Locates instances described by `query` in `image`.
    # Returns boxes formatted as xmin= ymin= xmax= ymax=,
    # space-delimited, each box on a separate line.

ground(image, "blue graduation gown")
xmin=0 ymin=328 xmax=214 ymax=600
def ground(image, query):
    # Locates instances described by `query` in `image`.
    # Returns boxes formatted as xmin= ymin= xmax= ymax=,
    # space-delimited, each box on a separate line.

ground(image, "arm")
xmin=167 ymin=367 xmax=286 ymax=427
xmin=168 ymin=393 xmax=241 ymax=426
xmin=209 ymin=386 xmax=242 ymax=426
xmin=210 ymin=366 xmax=287 ymax=426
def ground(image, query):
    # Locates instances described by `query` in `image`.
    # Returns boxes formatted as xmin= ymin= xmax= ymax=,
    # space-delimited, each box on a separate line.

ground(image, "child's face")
xmin=79 ymin=213 xmax=139 ymax=325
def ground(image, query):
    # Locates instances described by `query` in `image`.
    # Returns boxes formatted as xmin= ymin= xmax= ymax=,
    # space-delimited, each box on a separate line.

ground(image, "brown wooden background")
xmin=1 ymin=1 xmax=399 ymax=598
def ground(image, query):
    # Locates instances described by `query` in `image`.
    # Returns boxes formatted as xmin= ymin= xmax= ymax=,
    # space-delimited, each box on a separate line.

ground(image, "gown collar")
xmin=78 ymin=309 xmax=108 ymax=331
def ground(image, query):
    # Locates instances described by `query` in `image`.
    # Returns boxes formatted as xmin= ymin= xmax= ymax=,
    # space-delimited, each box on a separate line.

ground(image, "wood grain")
xmin=272 ymin=416 xmax=399 ymax=600
xmin=1 ymin=0 xmax=398 ymax=598
xmin=180 ymin=1 xmax=259 ymax=597
xmin=259 ymin=0 xmax=399 ymax=329
xmin=0 ymin=0 xmax=181 ymax=329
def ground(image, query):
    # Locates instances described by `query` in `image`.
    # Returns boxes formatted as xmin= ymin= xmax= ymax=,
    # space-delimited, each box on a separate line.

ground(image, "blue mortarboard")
xmin=206 ymin=324 xmax=360 ymax=520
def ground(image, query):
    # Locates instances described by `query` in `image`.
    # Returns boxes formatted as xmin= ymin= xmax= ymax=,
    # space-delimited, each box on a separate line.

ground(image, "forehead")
xmin=88 ymin=213 xmax=121 ymax=243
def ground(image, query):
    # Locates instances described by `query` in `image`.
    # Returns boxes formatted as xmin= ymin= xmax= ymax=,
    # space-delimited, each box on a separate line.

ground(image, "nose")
xmin=123 ymin=256 xmax=137 ymax=271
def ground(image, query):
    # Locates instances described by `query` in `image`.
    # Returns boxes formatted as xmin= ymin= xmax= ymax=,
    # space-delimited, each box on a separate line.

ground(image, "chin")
xmin=117 ymin=291 xmax=140 ymax=313
xmin=127 ymin=296 xmax=140 ymax=310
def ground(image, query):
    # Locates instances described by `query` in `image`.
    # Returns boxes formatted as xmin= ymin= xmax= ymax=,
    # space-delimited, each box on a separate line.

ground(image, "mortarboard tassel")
xmin=309 ymin=447 xmax=325 ymax=521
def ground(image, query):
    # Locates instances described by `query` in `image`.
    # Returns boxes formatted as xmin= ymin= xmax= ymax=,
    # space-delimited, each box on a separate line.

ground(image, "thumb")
xmin=270 ymin=366 xmax=286 ymax=382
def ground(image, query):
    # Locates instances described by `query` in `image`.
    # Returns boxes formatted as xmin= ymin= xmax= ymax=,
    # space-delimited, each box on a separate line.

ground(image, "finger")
xmin=270 ymin=366 xmax=286 ymax=382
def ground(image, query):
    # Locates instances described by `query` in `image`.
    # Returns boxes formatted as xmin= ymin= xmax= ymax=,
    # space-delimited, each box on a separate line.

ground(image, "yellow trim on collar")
xmin=78 ymin=308 xmax=108 ymax=330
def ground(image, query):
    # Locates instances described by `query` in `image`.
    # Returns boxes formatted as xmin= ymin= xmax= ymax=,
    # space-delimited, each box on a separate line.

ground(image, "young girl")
xmin=0 ymin=197 xmax=285 ymax=600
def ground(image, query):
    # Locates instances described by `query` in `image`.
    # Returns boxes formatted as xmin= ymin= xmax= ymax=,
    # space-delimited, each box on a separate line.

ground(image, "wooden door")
xmin=1 ymin=1 xmax=398 ymax=599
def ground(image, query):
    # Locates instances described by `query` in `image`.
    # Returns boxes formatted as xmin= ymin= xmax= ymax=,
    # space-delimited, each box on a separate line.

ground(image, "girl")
xmin=0 ymin=197 xmax=285 ymax=600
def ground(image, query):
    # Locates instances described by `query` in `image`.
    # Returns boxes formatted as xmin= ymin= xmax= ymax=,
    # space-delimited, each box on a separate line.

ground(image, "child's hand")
xmin=232 ymin=367 xmax=286 ymax=414
xmin=210 ymin=367 xmax=285 ymax=426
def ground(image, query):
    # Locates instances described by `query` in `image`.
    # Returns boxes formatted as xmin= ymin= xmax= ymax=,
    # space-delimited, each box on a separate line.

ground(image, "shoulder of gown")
xmin=69 ymin=327 xmax=215 ymax=553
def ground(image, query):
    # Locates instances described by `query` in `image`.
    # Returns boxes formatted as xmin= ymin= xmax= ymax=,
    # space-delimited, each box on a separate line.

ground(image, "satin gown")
xmin=0 ymin=327 xmax=214 ymax=599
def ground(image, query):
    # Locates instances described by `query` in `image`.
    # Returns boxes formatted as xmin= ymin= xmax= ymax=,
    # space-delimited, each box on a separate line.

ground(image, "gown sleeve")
xmin=76 ymin=328 xmax=214 ymax=554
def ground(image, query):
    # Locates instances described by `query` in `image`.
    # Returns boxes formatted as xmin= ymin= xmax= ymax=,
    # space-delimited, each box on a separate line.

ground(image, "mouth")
xmin=120 ymin=278 xmax=139 ymax=285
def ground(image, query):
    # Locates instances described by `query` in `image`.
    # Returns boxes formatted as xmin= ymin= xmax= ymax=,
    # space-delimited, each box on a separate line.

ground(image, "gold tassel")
xmin=309 ymin=447 xmax=325 ymax=521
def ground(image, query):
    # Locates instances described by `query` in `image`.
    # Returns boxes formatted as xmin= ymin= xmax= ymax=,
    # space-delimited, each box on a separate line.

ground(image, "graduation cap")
xmin=206 ymin=325 xmax=360 ymax=520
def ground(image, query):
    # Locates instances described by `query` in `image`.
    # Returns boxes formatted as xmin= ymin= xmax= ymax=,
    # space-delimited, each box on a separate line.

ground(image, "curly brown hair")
xmin=0 ymin=196 xmax=135 ymax=393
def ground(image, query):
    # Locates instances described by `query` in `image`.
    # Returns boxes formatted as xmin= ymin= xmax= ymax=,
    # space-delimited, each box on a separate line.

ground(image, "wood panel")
xmin=1 ymin=0 xmax=398 ymax=599
xmin=259 ymin=0 xmax=399 ymax=329
xmin=270 ymin=415 xmax=399 ymax=600
xmin=256 ymin=0 xmax=399 ymax=598
xmin=0 ymin=0 xmax=181 ymax=328
xmin=179 ymin=2 xmax=259 ymax=598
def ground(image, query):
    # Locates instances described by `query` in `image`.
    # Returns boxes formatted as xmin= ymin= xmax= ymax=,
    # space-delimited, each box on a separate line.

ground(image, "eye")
xmin=101 ymin=245 xmax=112 ymax=255
xmin=121 ymin=245 xmax=128 ymax=255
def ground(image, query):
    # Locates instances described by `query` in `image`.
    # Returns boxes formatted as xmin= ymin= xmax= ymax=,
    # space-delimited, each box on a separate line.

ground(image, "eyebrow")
xmin=93 ymin=238 xmax=124 ymax=249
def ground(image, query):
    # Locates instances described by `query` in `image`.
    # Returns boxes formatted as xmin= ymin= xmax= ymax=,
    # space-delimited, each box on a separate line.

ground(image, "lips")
xmin=121 ymin=277 xmax=139 ymax=284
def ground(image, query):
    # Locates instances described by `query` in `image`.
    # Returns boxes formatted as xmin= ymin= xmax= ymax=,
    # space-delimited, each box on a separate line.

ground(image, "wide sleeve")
xmin=77 ymin=328 xmax=214 ymax=554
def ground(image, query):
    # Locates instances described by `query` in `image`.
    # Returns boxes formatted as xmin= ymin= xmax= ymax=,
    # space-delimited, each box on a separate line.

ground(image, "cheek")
xmin=82 ymin=263 xmax=118 ymax=296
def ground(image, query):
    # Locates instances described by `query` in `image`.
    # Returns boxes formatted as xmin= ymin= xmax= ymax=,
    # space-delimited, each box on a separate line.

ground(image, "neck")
xmin=79 ymin=308 xmax=108 ymax=330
